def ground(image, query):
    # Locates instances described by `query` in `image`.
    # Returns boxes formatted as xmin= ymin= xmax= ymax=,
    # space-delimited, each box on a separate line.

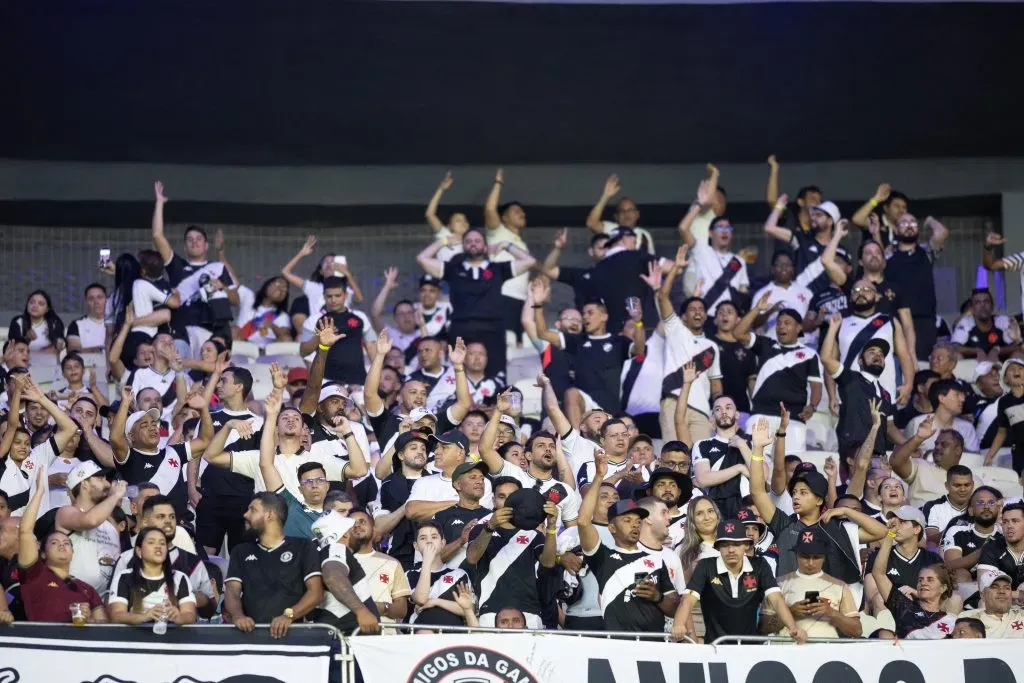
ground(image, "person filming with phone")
xmin=771 ymin=527 xmax=862 ymax=638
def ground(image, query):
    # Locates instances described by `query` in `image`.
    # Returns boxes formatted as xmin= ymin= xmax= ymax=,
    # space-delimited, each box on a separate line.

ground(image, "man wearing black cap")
xmin=587 ymin=225 xmax=672 ymax=332
xmin=578 ymin=453 xmax=678 ymax=632
xmin=641 ymin=468 xmax=694 ymax=550
xmin=374 ymin=430 xmax=431 ymax=570
xmin=406 ymin=430 xmax=493 ymax=522
xmin=775 ymin=527 xmax=861 ymax=638
xmin=747 ymin=419 xmax=888 ymax=600
xmin=735 ymin=291 xmax=823 ymax=452
xmin=434 ymin=461 xmax=492 ymax=567
xmin=465 ymin=473 xmax=558 ymax=629
xmin=822 ymin=314 xmax=908 ymax=458
xmin=673 ymin=518 xmax=805 ymax=643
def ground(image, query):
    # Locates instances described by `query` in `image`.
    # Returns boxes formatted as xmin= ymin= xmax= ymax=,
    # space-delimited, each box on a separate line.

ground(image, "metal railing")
xmin=711 ymin=635 xmax=865 ymax=645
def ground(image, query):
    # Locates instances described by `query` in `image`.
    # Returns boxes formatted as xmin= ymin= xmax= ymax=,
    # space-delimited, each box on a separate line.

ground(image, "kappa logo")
xmin=245 ymin=554 xmax=257 ymax=562
xmin=610 ymin=553 xmax=622 ymax=560
xmin=404 ymin=645 xmax=537 ymax=683
xmin=967 ymin=542 xmax=976 ymax=549
xmin=280 ymin=551 xmax=294 ymax=563
xmin=583 ymin=341 xmax=592 ymax=349
xmin=144 ymin=463 xmax=155 ymax=469
xmin=450 ymin=519 xmax=465 ymax=526
xmin=888 ymin=568 xmax=900 ymax=577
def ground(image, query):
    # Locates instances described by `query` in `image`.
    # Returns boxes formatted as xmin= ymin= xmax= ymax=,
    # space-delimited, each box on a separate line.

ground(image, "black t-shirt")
xmin=434 ymin=505 xmax=491 ymax=545
xmin=975 ymin=396 xmax=1001 ymax=450
xmin=558 ymin=265 xmax=598 ymax=311
xmin=226 ymin=537 xmax=321 ymax=623
xmin=470 ymin=526 xmax=546 ymax=615
xmin=978 ymin=537 xmax=1024 ymax=590
xmin=865 ymin=547 xmax=943 ymax=590
xmin=995 ymin=392 xmax=1024 ymax=454
xmin=713 ymin=335 xmax=756 ymax=413
xmin=893 ymin=403 xmax=925 ymax=431
xmin=834 ymin=368 xmax=893 ymax=454
xmin=885 ymin=587 xmax=955 ymax=639
xmin=405 ymin=566 xmax=470 ymax=627
xmin=687 ymin=554 xmax=779 ymax=642
xmin=379 ymin=472 xmax=423 ymax=570
xmin=588 ymin=250 xmax=659 ymax=332
xmin=747 ymin=337 xmax=821 ymax=416
xmin=691 ymin=436 xmax=748 ymax=518
xmin=562 ymin=332 xmax=631 ymax=413
xmin=0 ymin=554 xmax=25 ymax=620
xmin=166 ymin=255 xmax=235 ymax=329
xmin=583 ymin=542 xmax=674 ymax=632
xmin=442 ymin=257 xmax=513 ymax=325
xmin=316 ymin=310 xmax=370 ymax=384
xmin=885 ymin=246 xmax=938 ymax=319
xmin=959 ymin=324 xmax=1011 ymax=354
xmin=200 ymin=409 xmax=260 ymax=498
xmin=115 ymin=444 xmax=191 ymax=520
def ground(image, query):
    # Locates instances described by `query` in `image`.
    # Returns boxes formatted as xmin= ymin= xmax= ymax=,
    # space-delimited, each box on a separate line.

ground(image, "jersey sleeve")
xmin=228 ymin=449 xmax=260 ymax=480
xmin=109 ymin=572 xmax=132 ymax=605
xmin=685 ymin=559 xmax=710 ymax=598
xmin=656 ymin=561 xmax=676 ymax=596
xmin=66 ymin=320 xmax=81 ymax=338
xmin=390 ymin=563 xmax=413 ymax=599
xmin=301 ymin=540 xmax=323 ymax=581
xmin=320 ymin=542 xmax=350 ymax=569
xmin=940 ymin=527 xmax=964 ymax=554
xmin=175 ymin=571 xmax=197 ymax=605
xmin=225 ymin=545 xmax=245 ymax=585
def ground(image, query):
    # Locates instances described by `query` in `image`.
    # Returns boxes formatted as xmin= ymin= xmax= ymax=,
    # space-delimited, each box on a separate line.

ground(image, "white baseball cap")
xmin=812 ymin=201 xmax=841 ymax=224
xmin=973 ymin=361 xmax=997 ymax=385
xmin=67 ymin=461 xmax=106 ymax=492
xmin=499 ymin=414 xmax=521 ymax=439
xmin=311 ymin=510 xmax=356 ymax=549
xmin=979 ymin=569 xmax=1013 ymax=593
xmin=125 ymin=408 xmax=161 ymax=438
xmin=318 ymin=384 xmax=348 ymax=404
xmin=407 ymin=407 xmax=437 ymax=423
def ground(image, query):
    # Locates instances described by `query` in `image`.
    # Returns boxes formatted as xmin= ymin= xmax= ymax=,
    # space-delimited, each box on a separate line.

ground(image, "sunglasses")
xmin=300 ymin=477 xmax=328 ymax=486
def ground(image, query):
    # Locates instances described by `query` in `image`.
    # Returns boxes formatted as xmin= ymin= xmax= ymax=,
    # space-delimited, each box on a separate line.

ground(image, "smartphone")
xmin=335 ymin=255 xmax=347 ymax=266
xmin=804 ymin=591 xmax=820 ymax=603
xmin=99 ymin=248 xmax=111 ymax=267
xmin=634 ymin=572 xmax=654 ymax=587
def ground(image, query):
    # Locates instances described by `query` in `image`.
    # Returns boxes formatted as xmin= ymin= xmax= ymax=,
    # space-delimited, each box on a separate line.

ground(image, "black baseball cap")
xmin=419 ymin=274 xmax=442 ymax=289
xmin=605 ymin=226 xmax=637 ymax=247
xmin=788 ymin=470 xmax=828 ymax=501
xmin=506 ymin=488 xmax=548 ymax=530
xmin=714 ymin=519 xmax=751 ymax=545
xmin=607 ymin=499 xmax=649 ymax=522
xmin=862 ymin=338 xmax=891 ymax=358
xmin=451 ymin=460 xmax=488 ymax=483
xmin=795 ymin=528 xmax=827 ymax=555
xmin=395 ymin=430 xmax=430 ymax=454
xmin=429 ymin=429 xmax=470 ymax=453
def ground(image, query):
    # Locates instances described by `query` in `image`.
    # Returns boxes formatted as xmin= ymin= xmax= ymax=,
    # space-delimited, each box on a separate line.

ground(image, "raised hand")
xmin=299 ymin=235 xmax=317 ymax=258
xmin=776 ymin=192 xmax=789 ymax=208
xmin=154 ymin=181 xmax=168 ymax=204
xmin=768 ymin=155 xmax=778 ymax=170
xmin=639 ymin=261 xmax=663 ymax=291
xmin=439 ymin=170 xmax=454 ymax=191
xmin=120 ymin=384 xmax=134 ymax=406
xmin=694 ymin=278 xmax=705 ymax=299
xmin=184 ymin=390 xmax=208 ymax=411
xmin=213 ymin=351 xmax=231 ymax=376
xmin=452 ymin=582 xmax=475 ymax=614
xmin=543 ymin=501 xmax=559 ymax=525
xmin=448 ymin=336 xmax=466 ymax=366
xmin=827 ymin=313 xmax=843 ymax=329
xmin=19 ymin=378 xmax=45 ymax=403
xmin=593 ymin=448 xmax=609 ymax=479
xmin=682 ymin=361 xmax=699 ymax=385
xmin=750 ymin=418 xmax=772 ymax=449
xmin=495 ymin=168 xmax=504 ymax=184
xmin=755 ymin=291 xmax=774 ymax=314
xmin=270 ymin=363 xmax=288 ymax=390
xmin=496 ymin=389 xmax=512 ymax=414
xmin=674 ymin=245 xmax=690 ymax=272
xmin=382 ymin=266 xmax=399 ymax=289
xmin=265 ymin=391 xmax=283 ymax=417
xmin=873 ymin=183 xmax=891 ymax=204
xmin=778 ymin=402 xmax=791 ymax=432
xmin=534 ymin=372 xmax=551 ymax=389
xmin=602 ymin=174 xmax=621 ymax=199
xmin=109 ymin=480 xmax=128 ymax=501
xmin=231 ymin=419 xmax=255 ymax=440
xmin=896 ymin=381 xmax=912 ymax=407
xmin=696 ymin=179 xmax=711 ymax=207
xmin=823 ymin=456 xmax=837 ymax=481
xmin=553 ymin=227 xmax=568 ymax=250
xmin=1009 ymin=317 xmax=1022 ymax=344
xmin=214 ymin=228 xmax=225 ymax=253
xmin=529 ymin=277 xmax=551 ymax=305
xmin=316 ymin=317 xmax=346 ymax=348
xmin=706 ymin=163 xmax=719 ymax=177
xmin=986 ymin=232 xmax=1006 ymax=248
xmin=916 ymin=414 xmax=937 ymax=441
xmin=835 ymin=218 xmax=850 ymax=240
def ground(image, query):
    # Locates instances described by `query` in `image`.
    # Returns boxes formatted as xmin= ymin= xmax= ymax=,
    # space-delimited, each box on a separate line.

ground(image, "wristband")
xmin=751 ymin=456 xmax=764 ymax=462
xmin=494 ymin=180 xmax=504 ymax=185
xmin=454 ymin=366 xmax=465 ymax=373
xmin=340 ymin=432 xmax=353 ymax=440
xmin=775 ymin=431 xmax=786 ymax=437
xmin=532 ymin=304 xmax=544 ymax=309
xmin=555 ymin=553 xmax=562 ymax=564
xmin=634 ymin=321 xmax=644 ymax=328
xmin=869 ymin=198 xmax=879 ymax=208
xmin=547 ymin=528 xmax=557 ymax=536
xmin=317 ymin=344 xmax=330 ymax=352
xmin=887 ymin=531 xmax=897 ymax=539
xmin=774 ymin=203 xmax=785 ymax=212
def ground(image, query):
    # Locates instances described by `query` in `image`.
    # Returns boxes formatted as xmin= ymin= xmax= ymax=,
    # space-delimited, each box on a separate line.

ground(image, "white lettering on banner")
xmin=350 ymin=634 xmax=1024 ymax=683
xmin=0 ymin=624 xmax=333 ymax=683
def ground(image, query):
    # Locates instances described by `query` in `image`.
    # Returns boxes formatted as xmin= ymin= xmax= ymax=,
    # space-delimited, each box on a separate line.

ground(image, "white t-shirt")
xmin=690 ymin=243 xmax=749 ymax=315
xmin=408 ymin=472 xmax=493 ymax=509
xmin=751 ymin=282 xmax=814 ymax=340
xmin=486 ymin=224 xmax=529 ymax=301
xmin=662 ymin=314 xmax=722 ymax=416
xmin=68 ymin=519 xmax=123 ymax=593
xmin=67 ymin=316 xmax=107 ymax=350
xmin=131 ymin=279 xmax=172 ymax=337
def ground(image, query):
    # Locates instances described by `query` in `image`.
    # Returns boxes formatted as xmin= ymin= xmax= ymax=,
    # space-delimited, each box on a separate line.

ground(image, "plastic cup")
xmin=70 ymin=603 xmax=87 ymax=626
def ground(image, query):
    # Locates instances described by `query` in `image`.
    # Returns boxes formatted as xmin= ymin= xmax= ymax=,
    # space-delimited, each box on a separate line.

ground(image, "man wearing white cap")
xmin=985 ymin=359 xmax=1024 ymax=471
xmin=50 ymin=461 xmax=128 ymax=592
xmin=311 ymin=511 xmax=380 ymax=634
xmin=764 ymin=196 xmax=852 ymax=295
xmin=961 ymin=571 xmax=1024 ymax=638
xmin=109 ymin=386 xmax=214 ymax=520
xmin=973 ymin=361 xmax=1004 ymax=450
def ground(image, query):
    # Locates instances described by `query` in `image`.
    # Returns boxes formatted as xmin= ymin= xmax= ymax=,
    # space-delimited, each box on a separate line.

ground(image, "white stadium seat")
xmin=247 ymin=364 xmax=274 ymax=400
xmin=953 ymin=358 xmax=977 ymax=383
xmin=230 ymin=341 xmax=260 ymax=361
xmin=958 ymin=450 xmax=1014 ymax=472
xmin=514 ymin=379 xmax=543 ymax=420
xmin=264 ymin=341 xmax=301 ymax=357
xmin=975 ymin=465 xmax=1024 ymax=501
xmin=795 ymin=450 xmax=837 ymax=473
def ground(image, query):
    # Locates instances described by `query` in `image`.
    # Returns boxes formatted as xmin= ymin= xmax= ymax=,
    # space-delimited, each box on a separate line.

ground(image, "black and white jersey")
xmin=560 ymin=332 xmax=632 ymax=413
xmin=494 ymin=461 xmax=581 ymax=525
xmin=110 ymin=546 xmax=214 ymax=601
xmin=110 ymin=569 xmax=195 ymax=612
xmin=405 ymin=566 xmax=471 ymax=626
xmin=425 ymin=368 xmax=505 ymax=414
xmin=838 ymin=312 xmax=897 ymax=399
xmin=921 ymin=495 xmax=968 ymax=536
xmin=747 ymin=336 xmax=823 ymax=416
xmin=559 ymin=524 xmax=614 ymax=620
xmin=115 ymin=443 xmax=191 ymax=519
xmin=941 ymin=523 xmax=1002 ymax=577
xmin=788 ymin=232 xmax=852 ymax=294
xmin=667 ymin=512 xmax=688 ymax=551
xmin=865 ymin=546 xmax=943 ymax=590
xmin=470 ymin=527 xmax=545 ymax=616
xmin=886 ymin=588 xmax=956 ymax=639
xmin=199 ymin=409 xmax=262 ymax=498
xmin=995 ymin=392 xmax=1024 ymax=455
xmin=978 ymin=537 xmax=1024 ymax=590
xmin=303 ymin=414 xmax=371 ymax=481
xmin=226 ymin=537 xmax=321 ymax=624
xmin=417 ymin=302 xmax=454 ymax=339
xmin=66 ymin=316 xmax=106 ymax=350
xmin=167 ymin=258 xmax=235 ymax=329
xmin=582 ymin=542 xmax=676 ymax=632
xmin=434 ymin=505 xmax=491 ymax=568
xmin=319 ymin=542 xmax=375 ymax=623
xmin=974 ymin=395 xmax=1001 ymax=450
xmin=691 ymin=436 xmax=749 ymax=518
xmin=951 ymin=319 xmax=1012 ymax=354
xmin=406 ymin=368 xmax=445 ymax=392
xmin=125 ymin=366 xmax=184 ymax=422
xmin=0 ymin=555 xmax=24 ymax=620
xmin=686 ymin=554 xmax=779 ymax=642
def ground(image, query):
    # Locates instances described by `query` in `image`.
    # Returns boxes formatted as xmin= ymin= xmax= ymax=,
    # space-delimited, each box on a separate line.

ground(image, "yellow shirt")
xmin=960 ymin=607 xmax=1024 ymax=638
xmin=778 ymin=571 xmax=857 ymax=639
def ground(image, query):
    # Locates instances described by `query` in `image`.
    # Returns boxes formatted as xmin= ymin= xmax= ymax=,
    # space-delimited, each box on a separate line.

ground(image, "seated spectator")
xmin=674 ymin=518 xmax=806 ymax=644
xmin=952 ymin=289 xmax=1019 ymax=360
xmin=8 ymin=289 xmax=65 ymax=356
xmin=921 ymin=464 xmax=976 ymax=549
xmin=960 ymin=571 xmax=1024 ymax=638
xmin=890 ymin=416 xmax=974 ymax=508
xmin=310 ymin=511 xmax=380 ymax=634
xmin=407 ymin=521 xmax=473 ymax=627
xmin=951 ymin=616 xmax=986 ymax=638
xmin=750 ymin=252 xmax=813 ymax=341
xmin=973 ymin=362 xmax=1004 ymax=450
xmin=905 ymin=379 xmax=980 ymax=452
xmin=225 ymin=492 xmax=324 ymax=637
xmin=941 ymin=486 xmax=1003 ymax=605
xmin=774 ymin=527 xmax=861 ymax=638
xmin=348 ymin=509 xmax=411 ymax=631
xmin=977 ymin=502 xmax=1024 ymax=598
xmin=864 ymin=506 xmax=943 ymax=614
xmin=234 ymin=276 xmax=292 ymax=347
xmin=108 ymin=526 xmax=197 ymax=625
xmin=985 ymin=359 xmax=1024 ymax=472
xmin=17 ymin=470 xmax=108 ymax=624
xmin=871 ymin=528 xmax=958 ymax=639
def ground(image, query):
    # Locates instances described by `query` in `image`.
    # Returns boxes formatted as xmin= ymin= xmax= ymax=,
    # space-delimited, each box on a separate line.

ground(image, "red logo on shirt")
xmin=742 ymin=575 xmax=758 ymax=591
xmin=482 ymin=269 xmax=494 ymax=281
xmin=938 ymin=621 xmax=951 ymax=634
xmin=434 ymin=314 xmax=444 ymax=323
xmin=516 ymin=535 xmax=530 ymax=544
xmin=347 ymin=318 xmax=360 ymax=329
xmin=795 ymin=351 xmax=806 ymax=360
xmin=547 ymin=490 xmax=562 ymax=504
xmin=442 ymin=575 xmax=455 ymax=584
xmin=871 ymin=318 xmax=884 ymax=328
xmin=480 ymin=388 xmax=491 ymax=397
xmin=379 ymin=574 xmax=390 ymax=584
xmin=1012 ymin=621 xmax=1023 ymax=631
xmin=988 ymin=332 xmax=1000 ymax=344
xmin=167 ymin=458 xmax=179 ymax=469
xmin=643 ymin=559 xmax=655 ymax=569
xmin=445 ymin=374 xmax=457 ymax=385
xmin=22 ymin=461 xmax=33 ymax=471
xmin=727 ymin=260 xmax=741 ymax=273
xmin=797 ymin=294 xmax=807 ymax=303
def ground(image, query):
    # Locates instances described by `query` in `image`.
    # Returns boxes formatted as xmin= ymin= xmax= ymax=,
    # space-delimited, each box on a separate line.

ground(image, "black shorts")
xmin=564 ymin=615 xmax=605 ymax=631
xmin=501 ymin=295 xmax=524 ymax=336
xmin=195 ymin=494 xmax=249 ymax=552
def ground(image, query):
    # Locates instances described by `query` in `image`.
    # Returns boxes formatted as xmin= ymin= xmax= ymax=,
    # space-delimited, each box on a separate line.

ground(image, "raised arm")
xmin=734 ymin=291 xmax=771 ymax=346
xmin=870 ymin=531 xmax=897 ymax=603
xmin=363 ymin=329 xmax=392 ymax=419
xmin=185 ymin=392 xmax=216 ymax=455
xmin=747 ymin=417 xmax=779 ymax=525
xmin=846 ymin=401 xmax=881 ymax=498
xmin=765 ymin=155 xmax=780 ymax=207
xmin=17 ymin=469 xmax=48 ymax=568
xmin=109 ymin=385 xmax=134 ymax=464
xmin=769 ymin=405 xmax=791 ymax=497
xmin=577 ymin=450 xmax=608 ymax=554
xmin=57 ymin=480 xmax=128 ymax=532
xmin=819 ymin=314 xmax=842 ymax=377
xmin=676 ymin=201 xmax=701 ymax=249
xmin=151 ymin=181 xmax=174 ymax=264
xmin=107 ymin=309 xmax=134 ymax=380
xmin=530 ymin=279 xmax=562 ymax=347
xmin=586 ymin=175 xmax=620 ymax=232
xmin=425 ymin=171 xmax=453 ymax=232
xmin=764 ymin=193 xmax=793 ymax=243
xmin=820 ymin=220 xmax=850 ymax=287
xmin=537 ymin=373 xmax=570 ymax=437
xmin=982 ymin=232 xmax=1014 ymax=271
xmin=479 ymin=394 xmax=510 ymax=475
xmin=891 ymin=415 xmax=933 ymax=481
xmin=483 ymin=168 xmax=504 ymax=230
xmin=656 ymin=246 xmax=689 ymax=321
xmin=447 ymin=337 xmax=471 ymax=424
xmin=821 ymin=503 xmax=888 ymax=544
xmin=370 ymin=267 xmax=398 ymax=338
xmin=280 ymin=236 xmax=316 ymax=289
xmin=415 ymin=239 xmax=446 ymax=279
xmin=924 ymin=215 xmax=950 ymax=253
xmin=540 ymin=229 xmax=567 ymax=280
xmin=20 ymin=379 xmax=78 ymax=453
xmin=300 ymin=317 xmax=346 ymax=415
xmin=334 ymin=261 xmax=364 ymax=304
xmin=673 ymin=363 xmax=699 ymax=448
xmin=892 ymin=318 xmax=915 ymax=405
xmin=852 ymin=184 xmax=890 ymax=229
xmin=505 ymin=242 xmax=536 ymax=275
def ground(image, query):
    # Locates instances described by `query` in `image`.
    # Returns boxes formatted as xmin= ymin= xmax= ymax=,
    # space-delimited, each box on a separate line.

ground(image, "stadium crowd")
xmin=1 ymin=161 xmax=1024 ymax=644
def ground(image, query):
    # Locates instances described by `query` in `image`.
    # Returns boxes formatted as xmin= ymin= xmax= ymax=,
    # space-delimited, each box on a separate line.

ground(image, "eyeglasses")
xmin=300 ymin=477 xmax=328 ymax=486
xmin=973 ymin=501 xmax=1000 ymax=509
xmin=851 ymin=286 xmax=876 ymax=294
xmin=660 ymin=461 xmax=689 ymax=470
xmin=712 ymin=225 xmax=733 ymax=232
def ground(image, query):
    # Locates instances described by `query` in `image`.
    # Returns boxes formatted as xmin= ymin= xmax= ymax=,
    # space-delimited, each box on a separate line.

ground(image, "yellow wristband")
xmin=317 ymin=344 xmax=330 ymax=352
xmin=774 ymin=203 xmax=785 ymax=211
xmin=887 ymin=531 xmax=897 ymax=539
xmin=752 ymin=456 xmax=764 ymax=462
xmin=634 ymin=321 xmax=644 ymax=328
xmin=869 ymin=198 xmax=879 ymax=208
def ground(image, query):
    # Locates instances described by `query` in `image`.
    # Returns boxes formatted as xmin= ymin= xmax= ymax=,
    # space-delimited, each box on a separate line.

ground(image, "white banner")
xmin=351 ymin=633 xmax=1023 ymax=683
xmin=0 ymin=624 xmax=334 ymax=683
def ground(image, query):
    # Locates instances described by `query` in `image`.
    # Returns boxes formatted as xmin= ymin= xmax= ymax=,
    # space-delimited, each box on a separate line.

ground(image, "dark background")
xmin=2 ymin=0 xmax=1021 ymax=166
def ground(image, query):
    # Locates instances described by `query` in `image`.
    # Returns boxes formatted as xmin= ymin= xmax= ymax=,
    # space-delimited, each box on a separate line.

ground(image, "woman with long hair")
xmin=679 ymin=496 xmax=722 ymax=580
xmin=108 ymin=527 xmax=197 ymax=625
xmin=0 ymin=423 xmax=32 ymax=512
xmin=8 ymin=289 xmax=65 ymax=355
xmin=234 ymin=276 xmax=292 ymax=347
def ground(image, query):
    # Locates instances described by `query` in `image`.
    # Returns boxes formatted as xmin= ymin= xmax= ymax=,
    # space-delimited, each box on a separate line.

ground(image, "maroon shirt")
xmin=20 ymin=561 xmax=102 ymax=622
